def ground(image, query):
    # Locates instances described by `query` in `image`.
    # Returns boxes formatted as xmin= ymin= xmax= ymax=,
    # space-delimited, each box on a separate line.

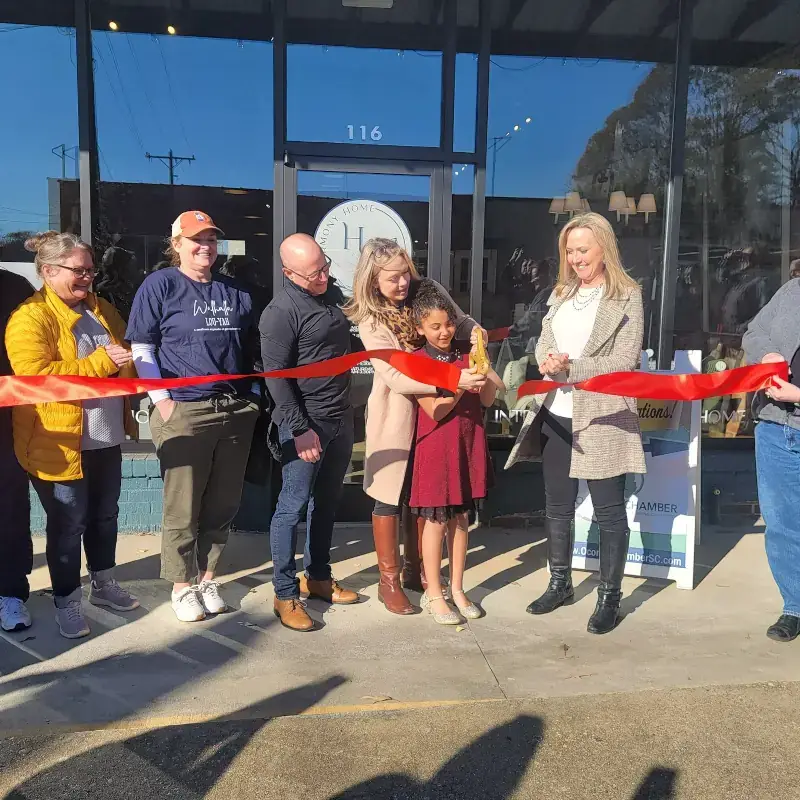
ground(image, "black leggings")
xmin=373 ymin=446 xmax=414 ymax=517
xmin=539 ymin=409 xmax=628 ymax=534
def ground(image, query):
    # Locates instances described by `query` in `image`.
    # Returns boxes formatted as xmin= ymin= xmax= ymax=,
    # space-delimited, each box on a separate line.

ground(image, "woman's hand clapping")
xmin=105 ymin=344 xmax=133 ymax=369
xmin=538 ymin=352 xmax=569 ymax=377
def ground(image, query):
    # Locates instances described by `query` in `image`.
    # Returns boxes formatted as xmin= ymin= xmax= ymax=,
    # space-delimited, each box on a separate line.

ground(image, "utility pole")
xmin=146 ymin=149 xmax=196 ymax=184
xmin=52 ymin=144 xmax=78 ymax=179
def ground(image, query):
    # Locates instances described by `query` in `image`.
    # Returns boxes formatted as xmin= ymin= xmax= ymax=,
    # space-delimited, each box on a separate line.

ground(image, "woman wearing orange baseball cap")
xmin=127 ymin=211 xmax=260 ymax=623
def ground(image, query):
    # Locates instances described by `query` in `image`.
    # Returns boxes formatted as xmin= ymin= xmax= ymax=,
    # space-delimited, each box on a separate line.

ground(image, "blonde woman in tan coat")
xmin=506 ymin=213 xmax=645 ymax=635
xmin=345 ymin=239 xmax=485 ymax=615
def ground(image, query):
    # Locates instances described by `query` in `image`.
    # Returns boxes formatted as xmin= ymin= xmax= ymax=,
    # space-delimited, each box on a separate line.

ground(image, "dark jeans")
xmin=270 ymin=413 xmax=354 ymax=600
xmin=30 ymin=445 xmax=122 ymax=600
xmin=539 ymin=410 xmax=628 ymax=534
xmin=0 ymin=408 xmax=32 ymax=601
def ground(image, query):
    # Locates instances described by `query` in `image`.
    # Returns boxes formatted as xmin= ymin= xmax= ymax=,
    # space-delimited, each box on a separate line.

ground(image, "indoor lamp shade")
xmin=637 ymin=193 xmax=657 ymax=222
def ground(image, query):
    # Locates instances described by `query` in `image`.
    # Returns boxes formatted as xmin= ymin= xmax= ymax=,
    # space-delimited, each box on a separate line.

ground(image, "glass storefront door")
xmin=283 ymin=159 xmax=448 ymax=521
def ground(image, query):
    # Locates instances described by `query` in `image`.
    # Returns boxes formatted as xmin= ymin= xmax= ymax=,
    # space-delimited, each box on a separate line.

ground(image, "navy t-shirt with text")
xmin=126 ymin=267 xmax=255 ymax=401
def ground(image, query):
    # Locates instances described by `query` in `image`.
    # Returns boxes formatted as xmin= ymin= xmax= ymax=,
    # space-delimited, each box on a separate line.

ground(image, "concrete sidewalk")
xmin=0 ymin=523 xmax=795 ymax=734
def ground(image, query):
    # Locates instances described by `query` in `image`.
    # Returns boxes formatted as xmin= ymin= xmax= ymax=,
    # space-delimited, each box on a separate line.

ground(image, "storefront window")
xmin=287 ymin=45 xmax=442 ymax=147
xmin=0 ymin=22 xmax=79 ymax=289
xmin=676 ymin=62 xmax=800 ymax=440
xmin=90 ymin=22 xmax=274 ymax=441
xmin=483 ymin=56 xmax=673 ymax=440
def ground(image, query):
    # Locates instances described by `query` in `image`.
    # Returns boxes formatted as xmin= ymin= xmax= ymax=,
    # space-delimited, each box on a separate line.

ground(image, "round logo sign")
xmin=314 ymin=200 xmax=414 ymax=296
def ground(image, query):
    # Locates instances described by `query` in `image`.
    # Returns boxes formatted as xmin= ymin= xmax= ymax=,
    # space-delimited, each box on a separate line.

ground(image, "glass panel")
xmin=483 ymin=56 xmax=674 ymax=442
xmin=287 ymin=45 xmax=442 ymax=146
xmin=450 ymin=163 xmax=474 ymax=313
xmin=676 ymin=63 xmax=800 ymax=440
xmin=296 ymin=171 xmax=430 ymax=498
xmin=454 ymin=52 xmax=478 ymax=153
xmin=0 ymin=24 xmax=79 ymax=290
xmin=92 ymin=26 xmax=273 ymax=441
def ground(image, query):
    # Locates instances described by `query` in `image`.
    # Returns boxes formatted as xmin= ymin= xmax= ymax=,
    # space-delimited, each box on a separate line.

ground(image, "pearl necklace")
xmin=571 ymin=284 xmax=603 ymax=311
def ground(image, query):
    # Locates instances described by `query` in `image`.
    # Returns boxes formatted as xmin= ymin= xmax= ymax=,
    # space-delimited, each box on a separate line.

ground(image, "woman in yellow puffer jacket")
xmin=5 ymin=232 xmax=140 ymax=639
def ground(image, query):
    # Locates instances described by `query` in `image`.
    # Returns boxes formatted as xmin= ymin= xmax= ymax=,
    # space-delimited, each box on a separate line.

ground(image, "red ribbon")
xmin=516 ymin=362 xmax=787 ymax=402
xmin=0 ymin=349 xmax=460 ymax=409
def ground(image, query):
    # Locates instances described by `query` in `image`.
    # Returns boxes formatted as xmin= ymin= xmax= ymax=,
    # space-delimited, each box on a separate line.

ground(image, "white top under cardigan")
xmin=543 ymin=286 xmax=603 ymax=419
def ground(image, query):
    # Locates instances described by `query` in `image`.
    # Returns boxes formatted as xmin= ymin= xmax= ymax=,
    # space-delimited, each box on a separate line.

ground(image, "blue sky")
xmin=0 ymin=23 xmax=655 ymax=235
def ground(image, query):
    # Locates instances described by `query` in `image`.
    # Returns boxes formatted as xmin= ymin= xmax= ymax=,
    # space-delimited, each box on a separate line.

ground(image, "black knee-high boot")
xmin=526 ymin=517 xmax=574 ymax=615
xmin=587 ymin=527 xmax=630 ymax=634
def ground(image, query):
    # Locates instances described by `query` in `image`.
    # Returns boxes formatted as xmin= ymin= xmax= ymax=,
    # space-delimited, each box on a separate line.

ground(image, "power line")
xmin=93 ymin=41 xmax=147 ymax=153
xmin=153 ymin=36 xmax=192 ymax=153
xmin=104 ymin=35 xmax=148 ymax=152
xmin=125 ymin=33 xmax=168 ymax=142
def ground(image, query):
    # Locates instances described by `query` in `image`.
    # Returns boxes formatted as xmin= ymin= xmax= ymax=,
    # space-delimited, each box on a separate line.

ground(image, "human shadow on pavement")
xmin=631 ymin=767 xmax=678 ymax=799
xmin=1 ymin=675 xmax=347 ymax=800
xmin=329 ymin=714 xmax=544 ymax=800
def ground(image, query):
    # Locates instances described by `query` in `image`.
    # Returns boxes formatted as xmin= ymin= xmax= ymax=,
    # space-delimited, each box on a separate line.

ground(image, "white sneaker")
xmin=171 ymin=587 xmax=206 ymax=622
xmin=198 ymin=580 xmax=228 ymax=615
xmin=0 ymin=596 xmax=32 ymax=632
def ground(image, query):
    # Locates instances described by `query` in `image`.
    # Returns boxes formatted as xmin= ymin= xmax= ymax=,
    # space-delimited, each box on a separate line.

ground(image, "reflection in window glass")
xmin=0 ymin=24 xmax=78 ymax=289
xmin=454 ymin=52 xmax=478 ymax=153
xmin=287 ymin=45 xmax=441 ymax=146
xmin=483 ymin=56 xmax=674 ymax=440
xmin=676 ymin=65 xmax=800 ymax=439
xmin=91 ymin=29 xmax=273 ymax=442
xmin=91 ymin=30 xmax=274 ymax=297
xmin=450 ymin=163 xmax=474 ymax=313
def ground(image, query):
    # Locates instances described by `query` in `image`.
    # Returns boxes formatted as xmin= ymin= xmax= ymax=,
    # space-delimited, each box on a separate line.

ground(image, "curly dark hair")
xmin=411 ymin=278 xmax=457 ymax=326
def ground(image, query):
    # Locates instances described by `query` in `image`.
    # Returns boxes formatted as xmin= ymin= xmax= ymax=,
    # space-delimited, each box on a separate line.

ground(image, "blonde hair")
xmin=165 ymin=235 xmax=182 ymax=266
xmin=555 ymin=212 xmax=640 ymax=300
xmin=343 ymin=238 xmax=420 ymax=324
xmin=24 ymin=231 xmax=93 ymax=278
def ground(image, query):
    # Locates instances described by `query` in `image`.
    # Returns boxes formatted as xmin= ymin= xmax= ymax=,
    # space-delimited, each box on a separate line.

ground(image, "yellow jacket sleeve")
xmin=5 ymin=304 xmax=119 ymax=378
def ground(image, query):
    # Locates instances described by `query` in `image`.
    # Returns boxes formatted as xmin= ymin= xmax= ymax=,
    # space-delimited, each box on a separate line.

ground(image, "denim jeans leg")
xmin=304 ymin=417 xmax=354 ymax=581
xmin=83 ymin=446 xmax=122 ymax=575
xmin=270 ymin=426 xmax=321 ymax=600
xmin=31 ymin=474 xmax=90 ymax=600
xmin=755 ymin=421 xmax=800 ymax=618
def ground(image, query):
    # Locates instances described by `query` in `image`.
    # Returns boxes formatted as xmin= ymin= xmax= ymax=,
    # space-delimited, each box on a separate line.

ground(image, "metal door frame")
xmin=273 ymin=156 xmax=449 ymax=292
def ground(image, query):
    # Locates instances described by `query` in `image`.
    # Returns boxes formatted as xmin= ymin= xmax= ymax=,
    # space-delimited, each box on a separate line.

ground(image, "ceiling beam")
xmin=728 ymin=0 xmax=786 ymax=41
xmin=576 ymin=0 xmax=618 ymax=37
xmin=504 ymin=0 xmax=529 ymax=29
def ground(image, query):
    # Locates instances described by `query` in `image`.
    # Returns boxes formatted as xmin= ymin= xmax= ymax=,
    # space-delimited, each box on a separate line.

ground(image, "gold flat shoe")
xmin=421 ymin=592 xmax=462 ymax=626
xmin=452 ymin=590 xmax=483 ymax=620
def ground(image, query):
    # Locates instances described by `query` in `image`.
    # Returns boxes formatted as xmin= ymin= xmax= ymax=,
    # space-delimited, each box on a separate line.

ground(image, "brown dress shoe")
xmin=301 ymin=576 xmax=359 ymax=605
xmin=273 ymin=598 xmax=314 ymax=631
xmin=372 ymin=514 xmax=415 ymax=615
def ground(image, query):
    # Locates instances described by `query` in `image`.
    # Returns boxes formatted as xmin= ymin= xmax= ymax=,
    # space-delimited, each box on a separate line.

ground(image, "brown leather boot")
xmin=400 ymin=510 xmax=426 ymax=592
xmin=273 ymin=598 xmax=313 ymax=631
xmin=300 ymin=576 xmax=359 ymax=605
xmin=372 ymin=515 xmax=415 ymax=615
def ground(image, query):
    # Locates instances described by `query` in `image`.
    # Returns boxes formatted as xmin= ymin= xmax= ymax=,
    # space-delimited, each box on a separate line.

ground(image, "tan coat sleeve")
xmin=359 ymin=320 xmax=437 ymax=396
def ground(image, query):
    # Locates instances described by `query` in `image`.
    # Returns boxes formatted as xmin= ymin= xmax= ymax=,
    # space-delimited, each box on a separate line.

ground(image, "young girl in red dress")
xmin=410 ymin=281 xmax=503 ymax=625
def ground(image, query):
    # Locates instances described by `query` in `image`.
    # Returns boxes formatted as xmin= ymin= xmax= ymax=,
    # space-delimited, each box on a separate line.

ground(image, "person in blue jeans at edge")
xmin=127 ymin=211 xmax=259 ymax=623
xmin=260 ymin=233 xmax=359 ymax=631
xmin=742 ymin=276 xmax=800 ymax=643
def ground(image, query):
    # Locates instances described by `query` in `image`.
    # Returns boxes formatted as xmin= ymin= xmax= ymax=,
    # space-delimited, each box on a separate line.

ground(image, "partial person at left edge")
xmin=0 ymin=266 xmax=34 ymax=632
xmin=127 ymin=211 xmax=260 ymax=624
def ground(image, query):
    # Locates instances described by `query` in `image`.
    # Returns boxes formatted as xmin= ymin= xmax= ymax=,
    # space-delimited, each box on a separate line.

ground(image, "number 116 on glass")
xmin=347 ymin=125 xmax=383 ymax=141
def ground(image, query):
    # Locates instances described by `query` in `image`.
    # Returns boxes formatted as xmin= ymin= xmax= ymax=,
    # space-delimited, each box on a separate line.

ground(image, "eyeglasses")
xmin=48 ymin=263 xmax=97 ymax=279
xmin=284 ymin=255 xmax=331 ymax=282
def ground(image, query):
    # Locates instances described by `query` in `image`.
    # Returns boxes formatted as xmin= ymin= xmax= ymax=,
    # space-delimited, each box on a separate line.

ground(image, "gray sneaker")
xmin=54 ymin=589 xmax=90 ymax=639
xmin=90 ymin=577 xmax=140 ymax=612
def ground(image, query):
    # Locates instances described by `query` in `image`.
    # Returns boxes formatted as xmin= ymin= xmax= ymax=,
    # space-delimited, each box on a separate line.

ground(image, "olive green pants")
xmin=150 ymin=396 xmax=258 ymax=583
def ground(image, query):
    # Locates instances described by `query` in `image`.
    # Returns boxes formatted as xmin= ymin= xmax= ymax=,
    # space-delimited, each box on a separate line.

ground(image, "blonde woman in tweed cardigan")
xmin=505 ymin=212 xmax=645 ymax=635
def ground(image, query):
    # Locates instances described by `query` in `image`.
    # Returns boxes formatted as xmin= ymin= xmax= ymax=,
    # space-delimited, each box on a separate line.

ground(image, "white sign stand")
xmin=571 ymin=350 xmax=701 ymax=590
